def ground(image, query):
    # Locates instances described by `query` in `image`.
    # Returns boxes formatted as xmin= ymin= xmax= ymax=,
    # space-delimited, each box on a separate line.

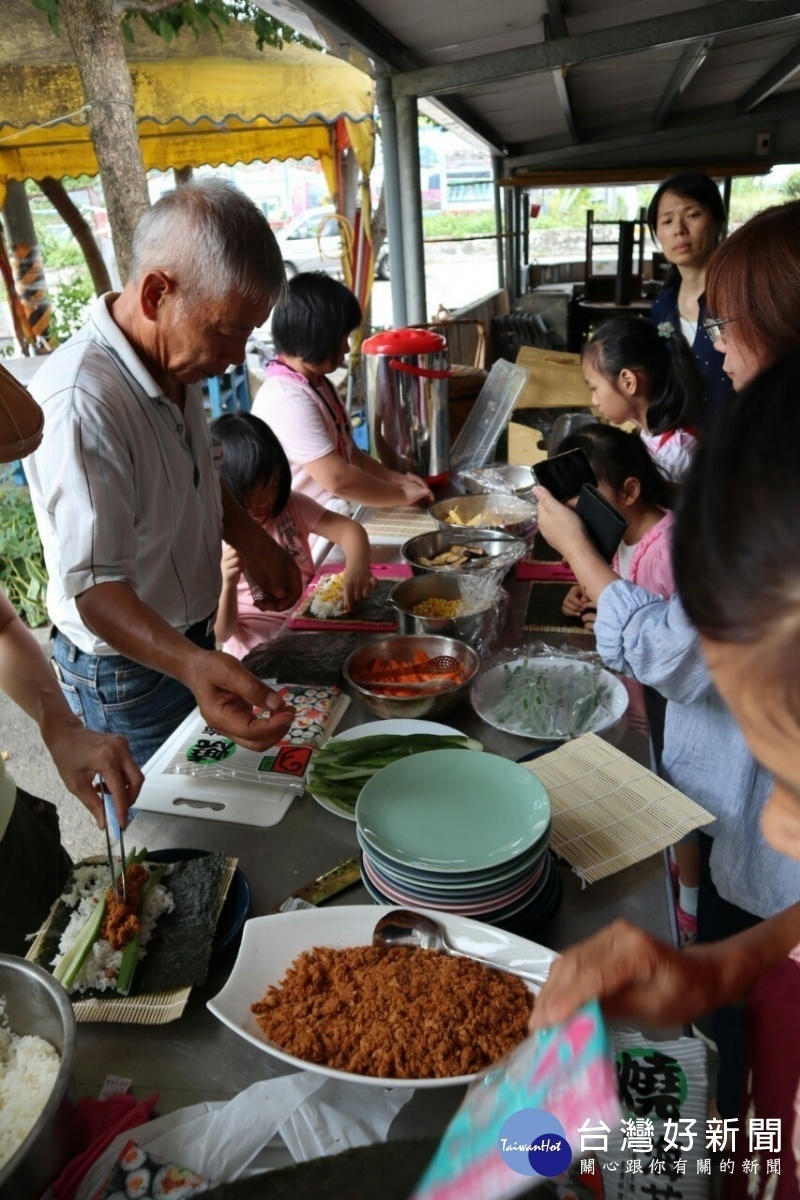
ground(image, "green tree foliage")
xmin=49 ymin=273 xmax=94 ymax=343
xmin=0 ymin=475 xmax=49 ymax=627
xmin=30 ymin=0 xmax=315 ymax=51
xmin=783 ymin=171 xmax=800 ymax=200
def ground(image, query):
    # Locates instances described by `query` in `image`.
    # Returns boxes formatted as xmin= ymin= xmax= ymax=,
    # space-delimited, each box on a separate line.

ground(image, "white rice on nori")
xmin=51 ymin=865 xmax=175 ymax=994
xmin=0 ymin=999 xmax=60 ymax=1170
xmin=308 ymin=572 xmax=347 ymax=619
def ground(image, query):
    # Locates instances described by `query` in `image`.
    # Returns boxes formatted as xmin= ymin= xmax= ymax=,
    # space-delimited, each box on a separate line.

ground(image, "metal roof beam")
xmin=392 ymin=1 xmax=800 ymax=98
xmin=652 ymin=37 xmax=715 ymax=128
xmin=736 ymin=39 xmax=800 ymax=112
xmin=545 ymin=0 xmax=568 ymax=41
xmin=504 ymin=93 xmax=800 ymax=169
xmin=267 ymin=0 xmax=416 ymax=73
xmin=265 ymin=0 xmax=507 ymax=152
xmin=545 ymin=2 xmax=578 ymax=142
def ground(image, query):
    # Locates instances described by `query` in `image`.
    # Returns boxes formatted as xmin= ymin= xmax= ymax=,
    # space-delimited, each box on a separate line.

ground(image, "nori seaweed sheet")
xmin=135 ymin=853 xmax=227 ymax=992
xmin=35 ymin=853 xmax=227 ymax=997
xmin=242 ymin=628 xmax=358 ymax=686
xmin=204 ymin=1140 xmax=554 ymax=1199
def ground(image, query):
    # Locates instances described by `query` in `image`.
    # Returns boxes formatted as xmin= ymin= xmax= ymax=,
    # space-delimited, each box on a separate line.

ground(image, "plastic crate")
xmin=201 ymin=363 xmax=250 ymax=418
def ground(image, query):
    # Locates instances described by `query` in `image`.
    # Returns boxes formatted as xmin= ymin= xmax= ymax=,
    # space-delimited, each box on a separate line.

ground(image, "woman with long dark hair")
xmin=648 ymin=171 xmax=733 ymax=410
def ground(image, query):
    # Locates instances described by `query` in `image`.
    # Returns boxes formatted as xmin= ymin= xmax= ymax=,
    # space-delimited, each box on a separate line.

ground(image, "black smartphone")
xmin=534 ymin=448 xmax=597 ymax=503
xmin=575 ymin=484 xmax=628 ymax=563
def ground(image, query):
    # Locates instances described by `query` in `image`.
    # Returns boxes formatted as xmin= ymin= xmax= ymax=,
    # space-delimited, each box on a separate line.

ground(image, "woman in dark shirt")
xmin=648 ymin=171 xmax=734 ymax=411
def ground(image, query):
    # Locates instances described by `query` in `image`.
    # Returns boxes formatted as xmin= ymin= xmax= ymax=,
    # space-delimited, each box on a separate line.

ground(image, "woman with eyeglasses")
xmin=531 ymin=354 xmax=800 ymax=1193
xmin=532 ymin=200 xmax=800 ymax=1117
xmin=648 ymin=172 xmax=734 ymax=410
xmin=703 ymin=198 xmax=800 ymax=390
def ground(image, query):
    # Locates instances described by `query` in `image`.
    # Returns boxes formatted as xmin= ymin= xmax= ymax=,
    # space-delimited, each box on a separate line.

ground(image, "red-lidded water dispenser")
xmin=361 ymin=327 xmax=451 ymax=486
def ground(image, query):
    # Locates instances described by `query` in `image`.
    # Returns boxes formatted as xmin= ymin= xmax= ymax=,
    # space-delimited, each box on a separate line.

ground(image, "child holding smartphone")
xmin=556 ymin=424 xmax=677 ymax=625
xmin=583 ymin=315 xmax=707 ymax=481
xmin=211 ymin=412 xmax=376 ymax=657
xmin=555 ymin=424 xmax=699 ymax=943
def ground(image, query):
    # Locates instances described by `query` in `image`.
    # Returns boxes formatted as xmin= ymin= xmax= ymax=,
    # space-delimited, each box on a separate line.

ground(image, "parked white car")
xmin=273 ymin=206 xmax=344 ymax=278
xmin=273 ymin=205 xmax=390 ymax=281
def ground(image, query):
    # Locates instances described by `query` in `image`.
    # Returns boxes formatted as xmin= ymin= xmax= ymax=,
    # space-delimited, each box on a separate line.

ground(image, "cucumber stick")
xmin=53 ymin=893 xmax=108 ymax=987
xmin=53 ymin=847 xmax=149 ymax=991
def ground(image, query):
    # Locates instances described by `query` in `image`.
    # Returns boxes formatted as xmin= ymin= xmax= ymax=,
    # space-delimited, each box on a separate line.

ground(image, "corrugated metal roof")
xmin=256 ymin=0 xmax=800 ymax=172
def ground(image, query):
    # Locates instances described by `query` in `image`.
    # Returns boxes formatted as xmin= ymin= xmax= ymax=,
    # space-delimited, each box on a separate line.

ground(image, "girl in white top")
xmin=582 ymin=315 xmax=707 ymax=482
xmin=252 ymin=273 xmax=433 ymax=510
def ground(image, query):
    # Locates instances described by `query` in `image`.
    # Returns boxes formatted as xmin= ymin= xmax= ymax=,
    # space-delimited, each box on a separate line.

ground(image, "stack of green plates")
xmin=356 ymin=749 xmax=561 ymax=932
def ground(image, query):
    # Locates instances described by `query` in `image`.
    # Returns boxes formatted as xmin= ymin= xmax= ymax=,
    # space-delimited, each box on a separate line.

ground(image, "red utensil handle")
xmin=388 ymin=359 xmax=452 ymax=379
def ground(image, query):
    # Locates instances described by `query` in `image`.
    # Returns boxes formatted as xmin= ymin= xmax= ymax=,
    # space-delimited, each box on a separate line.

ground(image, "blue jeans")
xmin=51 ymin=623 xmax=215 ymax=835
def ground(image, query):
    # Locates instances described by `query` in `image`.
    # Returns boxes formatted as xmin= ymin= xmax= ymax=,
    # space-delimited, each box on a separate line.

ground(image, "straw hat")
xmin=0 ymin=362 xmax=44 ymax=464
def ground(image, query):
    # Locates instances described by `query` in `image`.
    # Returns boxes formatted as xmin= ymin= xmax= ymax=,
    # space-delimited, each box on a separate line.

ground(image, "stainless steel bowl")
xmin=400 ymin=529 xmax=526 ymax=579
xmin=389 ymin=574 xmax=508 ymax=652
xmin=428 ymin=492 xmax=537 ymax=540
xmin=343 ymin=634 xmax=480 ymax=719
xmin=0 ymin=955 xmax=78 ymax=1200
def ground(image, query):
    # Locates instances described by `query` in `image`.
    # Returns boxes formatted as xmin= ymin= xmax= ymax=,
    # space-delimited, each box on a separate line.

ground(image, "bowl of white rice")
xmin=0 ymin=954 xmax=78 ymax=1200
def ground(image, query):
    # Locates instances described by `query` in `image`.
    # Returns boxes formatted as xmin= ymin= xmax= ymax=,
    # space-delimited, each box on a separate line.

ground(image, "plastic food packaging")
xmin=471 ymin=642 xmax=628 ymax=740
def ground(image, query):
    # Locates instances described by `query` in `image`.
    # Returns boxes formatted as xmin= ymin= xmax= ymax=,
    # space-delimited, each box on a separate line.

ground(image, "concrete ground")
xmin=2 ymin=626 xmax=100 ymax=863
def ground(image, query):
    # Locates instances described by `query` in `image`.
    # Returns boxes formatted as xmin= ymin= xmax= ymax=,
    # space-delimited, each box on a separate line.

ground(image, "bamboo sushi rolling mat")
xmin=521 ymin=734 xmax=713 ymax=883
xmin=523 ymin=581 xmax=594 ymax=635
xmin=361 ymin=506 xmax=438 ymax=544
xmin=27 ymin=856 xmax=237 ymax=1024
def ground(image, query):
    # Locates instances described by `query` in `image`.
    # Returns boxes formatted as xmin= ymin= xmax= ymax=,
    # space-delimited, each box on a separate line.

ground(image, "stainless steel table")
xmin=73 ymin=574 xmax=676 ymax=1128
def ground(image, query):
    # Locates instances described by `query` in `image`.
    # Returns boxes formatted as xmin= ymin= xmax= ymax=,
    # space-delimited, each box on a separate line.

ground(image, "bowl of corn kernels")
xmin=389 ymin=573 xmax=508 ymax=652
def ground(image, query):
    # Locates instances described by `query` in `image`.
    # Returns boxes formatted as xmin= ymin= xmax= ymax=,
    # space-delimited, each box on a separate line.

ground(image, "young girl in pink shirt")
xmin=557 ymin=424 xmax=699 ymax=943
xmin=211 ymin=412 xmax=375 ymax=658
xmin=558 ymin=423 xmax=677 ymax=613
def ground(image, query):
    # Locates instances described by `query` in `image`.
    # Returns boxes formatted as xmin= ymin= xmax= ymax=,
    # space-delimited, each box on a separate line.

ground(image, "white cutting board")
xmin=137 ymin=707 xmax=296 ymax=828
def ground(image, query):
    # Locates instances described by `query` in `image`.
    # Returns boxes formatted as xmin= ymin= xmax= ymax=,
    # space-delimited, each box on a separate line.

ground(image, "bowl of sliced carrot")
xmin=343 ymin=635 xmax=481 ymax=719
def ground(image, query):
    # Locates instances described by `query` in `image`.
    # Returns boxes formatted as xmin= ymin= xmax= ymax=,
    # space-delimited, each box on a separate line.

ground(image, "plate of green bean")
xmin=471 ymin=655 xmax=628 ymax=741
xmin=307 ymin=719 xmax=483 ymax=820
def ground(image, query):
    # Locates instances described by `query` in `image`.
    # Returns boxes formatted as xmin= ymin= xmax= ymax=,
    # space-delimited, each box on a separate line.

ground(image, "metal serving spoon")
xmin=372 ymin=908 xmax=551 ymax=988
xmin=366 ymin=678 xmax=459 ymax=693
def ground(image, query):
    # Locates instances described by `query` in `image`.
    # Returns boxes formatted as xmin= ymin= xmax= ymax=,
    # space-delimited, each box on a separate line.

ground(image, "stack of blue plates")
xmin=356 ymin=748 xmax=561 ymax=933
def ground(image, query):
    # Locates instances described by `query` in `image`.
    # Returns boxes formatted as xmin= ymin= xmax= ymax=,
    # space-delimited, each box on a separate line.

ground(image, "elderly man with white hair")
xmin=26 ymin=180 xmax=302 ymax=785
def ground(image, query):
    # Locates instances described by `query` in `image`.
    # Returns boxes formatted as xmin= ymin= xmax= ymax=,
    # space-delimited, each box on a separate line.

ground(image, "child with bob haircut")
xmin=252 ymin=273 xmax=432 ymax=511
xmin=211 ymin=412 xmax=376 ymax=657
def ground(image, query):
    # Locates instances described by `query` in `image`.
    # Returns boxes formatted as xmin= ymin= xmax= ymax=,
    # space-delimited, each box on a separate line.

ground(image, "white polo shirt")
xmin=26 ymin=295 xmax=223 ymax=655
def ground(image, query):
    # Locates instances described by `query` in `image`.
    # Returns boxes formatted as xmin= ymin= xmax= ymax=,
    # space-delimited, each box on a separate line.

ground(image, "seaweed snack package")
xmin=160 ymin=683 xmax=349 ymax=793
xmin=94 ymin=1138 xmax=209 ymax=1198
xmin=412 ymin=1000 xmax=619 ymax=1200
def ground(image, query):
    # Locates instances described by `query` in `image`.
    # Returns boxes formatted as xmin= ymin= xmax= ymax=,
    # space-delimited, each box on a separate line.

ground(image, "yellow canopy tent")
xmin=0 ymin=4 xmax=374 ymax=196
xmin=0 ymin=4 xmax=376 ymax=356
